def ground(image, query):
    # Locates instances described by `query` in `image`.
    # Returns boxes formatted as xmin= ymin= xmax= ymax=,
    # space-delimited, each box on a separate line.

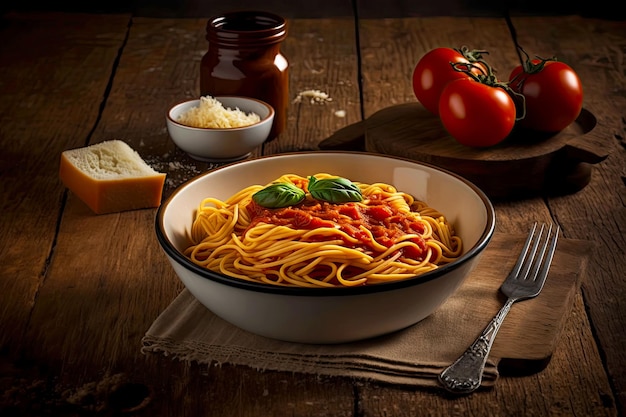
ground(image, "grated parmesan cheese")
xmin=177 ymin=95 xmax=261 ymax=129
xmin=293 ymin=89 xmax=333 ymax=104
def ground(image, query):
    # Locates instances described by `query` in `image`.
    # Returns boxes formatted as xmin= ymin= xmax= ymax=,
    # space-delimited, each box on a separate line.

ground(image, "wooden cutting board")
xmin=319 ymin=102 xmax=609 ymax=199
xmin=464 ymin=234 xmax=589 ymax=374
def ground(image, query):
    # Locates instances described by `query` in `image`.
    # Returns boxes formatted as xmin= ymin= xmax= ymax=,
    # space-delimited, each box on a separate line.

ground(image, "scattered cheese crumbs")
xmin=334 ymin=110 xmax=346 ymax=118
xmin=177 ymin=95 xmax=260 ymax=129
xmin=293 ymin=89 xmax=333 ymax=104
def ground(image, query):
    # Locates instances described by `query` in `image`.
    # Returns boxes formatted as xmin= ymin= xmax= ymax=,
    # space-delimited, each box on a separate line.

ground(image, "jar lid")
xmin=207 ymin=11 xmax=287 ymax=47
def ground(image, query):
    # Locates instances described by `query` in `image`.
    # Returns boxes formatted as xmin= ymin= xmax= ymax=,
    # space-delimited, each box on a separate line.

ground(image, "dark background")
xmin=1 ymin=0 xmax=623 ymax=20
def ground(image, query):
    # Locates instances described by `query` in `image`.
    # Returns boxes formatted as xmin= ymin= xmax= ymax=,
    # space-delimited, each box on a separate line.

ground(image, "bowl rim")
xmin=166 ymin=95 xmax=275 ymax=132
xmin=155 ymin=151 xmax=496 ymax=296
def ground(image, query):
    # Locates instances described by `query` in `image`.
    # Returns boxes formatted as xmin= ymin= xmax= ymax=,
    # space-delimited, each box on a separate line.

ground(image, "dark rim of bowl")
xmin=155 ymin=151 xmax=496 ymax=296
xmin=166 ymin=96 xmax=275 ymax=131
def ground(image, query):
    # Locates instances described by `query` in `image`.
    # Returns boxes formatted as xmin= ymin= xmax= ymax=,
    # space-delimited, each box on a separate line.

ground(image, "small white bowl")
xmin=166 ymin=96 xmax=274 ymax=162
xmin=156 ymin=152 xmax=496 ymax=344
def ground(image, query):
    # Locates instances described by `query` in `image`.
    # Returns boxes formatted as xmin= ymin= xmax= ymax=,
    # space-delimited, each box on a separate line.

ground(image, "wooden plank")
xmin=88 ymin=17 xmax=212 ymax=197
xmin=362 ymin=103 xmax=603 ymax=198
xmin=355 ymin=15 xmax=549 ymax=231
xmin=1 ymin=11 xmax=622 ymax=417
xmin=508 ymin=15 xmax=626 ymax=414
xmin=135 ymin=0 xmax=357 ymax=19
xmin=355 ymin=15 xmax=617 ymax=416
xmin=13 ymin=16 xmax=356 ymax=416
xmin=354 ymin=294 xmax=610 ymax=417
xmin=0 ymin=12 xmax=130 ymax=355
xmin=10 ymin=0 xmax=624 ymax=20
xmin=264 ymin=17 xmax=363 ymax=155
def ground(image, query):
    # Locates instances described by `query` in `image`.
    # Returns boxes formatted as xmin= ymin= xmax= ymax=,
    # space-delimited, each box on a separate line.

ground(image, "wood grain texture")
xmin=360 ymin=103 xmax=605 ymax=198
xmin=356 ymin=15 xmax=621 ymax=417
xmin=1 ymin=14 xmax=357 ymax=417
xmin=264 ymin=17 xmax=362 ymax=155
xmin=0 ymin=12 xmax=130 ymax=355
xmin=0 ymin=10 xmax=624 ymax=417
xmin=508 ymin=15 xmax=626 ymax=414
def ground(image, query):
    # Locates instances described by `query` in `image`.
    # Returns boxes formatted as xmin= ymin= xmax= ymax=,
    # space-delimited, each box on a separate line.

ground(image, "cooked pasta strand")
xmin=185 ymin=174 xmax=462 ymax=287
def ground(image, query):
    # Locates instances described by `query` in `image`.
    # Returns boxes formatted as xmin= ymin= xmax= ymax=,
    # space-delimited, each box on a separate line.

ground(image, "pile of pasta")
xmin=184 ymin=173 xmax=462 ymax=288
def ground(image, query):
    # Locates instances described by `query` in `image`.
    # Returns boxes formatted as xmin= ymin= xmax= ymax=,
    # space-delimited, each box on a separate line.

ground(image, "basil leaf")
xmin=252 ymin=182 xmax=306 ymax=208
xmin=308 ymin=176 xmax=363 ymax=203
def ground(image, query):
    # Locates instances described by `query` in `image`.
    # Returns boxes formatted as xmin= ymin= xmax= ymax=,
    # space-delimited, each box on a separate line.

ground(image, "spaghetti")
xmin=184 ymin=173 xmax=462 ymax=288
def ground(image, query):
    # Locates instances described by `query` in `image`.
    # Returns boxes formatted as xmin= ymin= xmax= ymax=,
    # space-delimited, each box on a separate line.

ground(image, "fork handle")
xmin=438 ymin=297 xmax=515 ymax=394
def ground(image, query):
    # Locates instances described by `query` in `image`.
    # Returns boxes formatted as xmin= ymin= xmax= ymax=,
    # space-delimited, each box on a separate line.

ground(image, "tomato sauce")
xmin=246 ymin=197 xmax=427 ymax=260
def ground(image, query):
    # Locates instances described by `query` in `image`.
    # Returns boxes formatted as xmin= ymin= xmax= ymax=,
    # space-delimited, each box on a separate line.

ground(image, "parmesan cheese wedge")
xmin=59 ymin=140 xmax=166 ymax=214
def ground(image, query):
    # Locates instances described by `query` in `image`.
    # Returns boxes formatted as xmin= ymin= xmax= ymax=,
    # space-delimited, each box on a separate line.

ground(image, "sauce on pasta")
xmin=185 ymin=173 xmax=462 ymax=288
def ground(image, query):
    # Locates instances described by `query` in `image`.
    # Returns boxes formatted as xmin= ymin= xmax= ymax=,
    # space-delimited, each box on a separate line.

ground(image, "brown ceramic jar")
xmin=200 ymin=11 xmax=289 ymax=140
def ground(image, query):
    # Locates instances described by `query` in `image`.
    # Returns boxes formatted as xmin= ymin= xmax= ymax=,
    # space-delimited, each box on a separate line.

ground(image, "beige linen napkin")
xmin=142 ymin=233 xmax=590 ymax=388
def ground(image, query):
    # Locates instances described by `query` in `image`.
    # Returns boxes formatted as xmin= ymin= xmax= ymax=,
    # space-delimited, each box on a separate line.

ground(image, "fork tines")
xmin=515 ymin=222 xmax=560 ymax=283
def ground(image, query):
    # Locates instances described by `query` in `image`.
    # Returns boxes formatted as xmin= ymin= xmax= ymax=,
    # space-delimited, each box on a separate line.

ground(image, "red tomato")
xmin=438 ymin=78 xmax=516 ymax=147
xmin=508 ymin=60 xmax=583 ymax=132
xmin=412 ymin=47 xmax=485 ymax=116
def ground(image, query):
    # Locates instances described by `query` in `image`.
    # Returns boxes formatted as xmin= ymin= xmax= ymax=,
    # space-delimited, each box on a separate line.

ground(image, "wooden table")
xmin=1 ymin=7 xmax=625 ymax=417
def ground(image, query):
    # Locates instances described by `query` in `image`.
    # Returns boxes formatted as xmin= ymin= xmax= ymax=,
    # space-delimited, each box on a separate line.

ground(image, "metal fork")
xmin=438 ymin=222 xmax=560 ymax=394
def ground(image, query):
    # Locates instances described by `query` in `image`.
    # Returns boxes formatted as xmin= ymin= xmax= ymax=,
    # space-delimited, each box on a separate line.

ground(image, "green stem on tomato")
xmin=454 ymin=45 xmax=489 ymax=63
xmin=449 ymin=61 xmax=527 ymax=121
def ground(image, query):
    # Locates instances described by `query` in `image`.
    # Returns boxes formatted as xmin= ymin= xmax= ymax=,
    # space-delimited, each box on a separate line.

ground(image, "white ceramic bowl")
xmin=156 ymin=152 xmax=495 ymax=343
xmin=166 ymin=96 xmax=274 ymax=162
